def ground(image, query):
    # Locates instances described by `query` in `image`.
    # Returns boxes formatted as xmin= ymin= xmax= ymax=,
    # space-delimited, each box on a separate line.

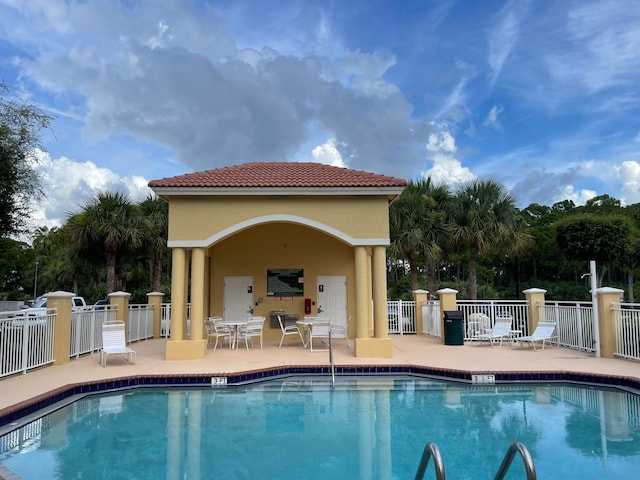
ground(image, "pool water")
xmin=1 ymin=376 xmax=639 ymax=479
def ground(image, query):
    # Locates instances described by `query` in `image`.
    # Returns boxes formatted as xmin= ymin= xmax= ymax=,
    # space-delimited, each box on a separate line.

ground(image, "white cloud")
xmin=554 ymin=185 xmax=597 ymax=206
xmin=487 ymin=0 xmax=530 ymax=85
xmin=616 ymin=160 xmax=640 ymax=205
xmin=422 ymin=131 xmax=475 ymax=186
xmin=483 ymin=105 xmax=504 ymax=132
xmin=311 ymin=138 xmax=346 ymax=168
xmin=30 ymin=149 xmax=153 ymax=229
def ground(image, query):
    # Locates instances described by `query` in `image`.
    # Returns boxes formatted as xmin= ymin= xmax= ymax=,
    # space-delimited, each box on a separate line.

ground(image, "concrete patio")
xmin=2 ymin=334 xmax=640 ymax=414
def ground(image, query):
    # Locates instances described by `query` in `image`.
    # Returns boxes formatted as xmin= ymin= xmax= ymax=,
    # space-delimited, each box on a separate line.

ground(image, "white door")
xmin=223 ymin=276 xmax=254 ymax=321
xmin=317 ymin=275 xmax=347 ymax=330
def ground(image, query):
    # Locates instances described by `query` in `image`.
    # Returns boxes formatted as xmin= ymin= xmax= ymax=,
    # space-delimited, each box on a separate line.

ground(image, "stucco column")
xmin=596 ymin=287 xmax=624 ymax=358
xmin=187 ymin=247 xmax=207 ymax=357
xmin=147 ymin=292 xmax=164 ymax=339
xmin=524 ymin=288 xmax=547 ymax=334
xmin=413 ymin=289 xmax=428 ymax=335
xmin=170 ymin=248 xmax=186 ymax=341
xmin=108 ymin=291 xmax=131 ymax=341
xmin=437 ymin=288 xmax=458 ymax=345
xmin=372 ymin=245 xmax=388 ymax=339
xmin=354 ymin=245 xmax=392 ymax=358
xmin=354 ymin=246 xmax=369 ymax=340
xmin=46 ymin=291 xmax=74 ymax=366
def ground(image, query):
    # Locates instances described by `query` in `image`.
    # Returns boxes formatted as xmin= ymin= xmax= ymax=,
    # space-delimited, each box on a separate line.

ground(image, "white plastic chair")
xmin=205 ymin=317 xmax=231 ymax=350
xmin=100 ymin=321 xmax=136 ymax=367
xmin=238 ymin=316 xmax=265 ymax=349
xmin=475 ymin=318 xmax=513 ymax=346
xmin=515 ymin=321 xmax=557 ymax=351
xmin=330 ymin=315 xmax=351 ymax=347
xmin=277 ymin=315 xmax=305 ymax=348
xmin=309 ymin=318 xmax=331 ymax=352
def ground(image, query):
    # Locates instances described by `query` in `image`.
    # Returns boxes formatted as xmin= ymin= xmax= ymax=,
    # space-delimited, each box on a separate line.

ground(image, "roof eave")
xmin=150 ymin=186 xmax=406 ymax=198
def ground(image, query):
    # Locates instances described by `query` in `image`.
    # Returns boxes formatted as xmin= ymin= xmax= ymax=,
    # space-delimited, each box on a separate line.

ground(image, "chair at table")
xmin=277 ymin=315 xmax=305 ymax=348
xmin=238 ymin=316 xmax=266 ymax=349
xmin=330 ymin=315 xmax=351 ymax=347
xmin=205 ymin=317 xmax=231 ymax=350
xmin=309 ymin=318 xmax=331 ymax=352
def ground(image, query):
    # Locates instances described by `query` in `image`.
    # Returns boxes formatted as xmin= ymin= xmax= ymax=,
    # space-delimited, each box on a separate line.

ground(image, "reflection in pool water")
xmin=1 ymin=376 xmax=639 ymax=479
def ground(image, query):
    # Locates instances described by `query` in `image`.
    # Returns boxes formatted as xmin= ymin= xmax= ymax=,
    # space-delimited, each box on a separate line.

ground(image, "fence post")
xmin=147 ymin=292 xmax=165 ymax=339
xmin=437 ymin=288 xmax=458 ymax=345
xmin=108 ymin=291 xmax=131 ymax=342
xmin=47 ymin=291 xmax=74 ymax=366
xmin=524 ymin=288 xmax=546 ymax=335
xmin=413 ymin=290 xmax=428 ymax=335
xmin=596 ymin=287 xmax=624 ymax=358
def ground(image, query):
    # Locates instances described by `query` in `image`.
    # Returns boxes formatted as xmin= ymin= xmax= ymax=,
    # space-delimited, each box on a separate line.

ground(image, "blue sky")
xmin=1 ymin=0 xmax=639 ymax=230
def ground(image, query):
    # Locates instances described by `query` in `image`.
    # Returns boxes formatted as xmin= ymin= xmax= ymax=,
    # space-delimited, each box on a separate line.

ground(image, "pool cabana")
xmin=149 ymin=162 xmax=406 ymax=360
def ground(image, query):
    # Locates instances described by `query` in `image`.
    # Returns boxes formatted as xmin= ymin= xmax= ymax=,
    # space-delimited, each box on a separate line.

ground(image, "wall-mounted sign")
xmin=267 ymin=269 xmax=304 ymax=297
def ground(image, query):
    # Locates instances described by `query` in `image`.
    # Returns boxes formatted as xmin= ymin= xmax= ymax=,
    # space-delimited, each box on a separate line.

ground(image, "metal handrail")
xmin=328 ymin=327 xmax=335 ymax=388
xmin=494 ymin=442 xmax=536 ymax=480
xmin=414 ymin=442 xmax=446 ymax=480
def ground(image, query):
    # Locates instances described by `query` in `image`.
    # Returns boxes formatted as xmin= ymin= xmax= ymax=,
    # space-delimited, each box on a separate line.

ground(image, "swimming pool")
xmin=1 ymin=375 xmax=639 ymax=479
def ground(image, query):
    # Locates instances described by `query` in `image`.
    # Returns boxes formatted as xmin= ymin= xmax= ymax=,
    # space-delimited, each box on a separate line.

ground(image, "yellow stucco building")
xmin=149 ymin=162 xmax=406 ymax=360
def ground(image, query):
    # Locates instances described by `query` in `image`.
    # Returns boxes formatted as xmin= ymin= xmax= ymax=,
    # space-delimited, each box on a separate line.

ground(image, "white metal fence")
xmin=0 ymin=312 xmax=55 ymax=377
xmin=613 ymin=303 xmax=640 ymax=361
xmin=540 ymin=301 xmax=595 ymax=352
xmin=70 ymin=306 xmax=117 ymax=357
xmin=386 ymin=300 xmax=416 ymax=334
xmin=421 ymin=301 xmax=441 ymax=337
xmin=457 ymin=300 xmax=529 ymax=340
xmin=128 ymin=304 xmax=154 ymax=342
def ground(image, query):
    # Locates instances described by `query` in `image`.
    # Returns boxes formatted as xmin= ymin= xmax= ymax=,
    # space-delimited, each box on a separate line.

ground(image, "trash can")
xmin=443 ymin=310 xmax=464 ymax=345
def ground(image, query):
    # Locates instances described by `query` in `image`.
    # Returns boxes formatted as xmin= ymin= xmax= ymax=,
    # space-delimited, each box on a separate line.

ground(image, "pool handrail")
xmin=414 ymin=441 xmax=445 ymax=480
xmin=494 ymin=441 xmax=537 ymax=480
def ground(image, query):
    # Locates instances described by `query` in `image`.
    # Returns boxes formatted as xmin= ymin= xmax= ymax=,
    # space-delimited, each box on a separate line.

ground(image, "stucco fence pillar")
xmin=437 ymin=288 xmax=458 ymax=344
xmin=108 ymin=291 xmax=131 ymax=342
xmin=412 ymin=289 xmax=429 ymax=335
xmin=47 ymin=291 xmax=75 ymax=366
xmin=596 ymin=287 xmax=624 ymax=358
xmin=523 ymin=288 xmax=547 ymax=334
xmin=147 ymin=292 xmax=165 ymax=339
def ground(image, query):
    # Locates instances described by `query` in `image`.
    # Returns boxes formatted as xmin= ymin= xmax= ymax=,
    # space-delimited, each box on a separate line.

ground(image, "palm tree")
xmin=389 ymin=180 xmax=427 ymax=291
xmin=138 ymin=194 xmax=168 ymax=292
xmin=450 ymin=179 xmax=532 ymax=299
xmin=65 ymin=191 xmax=145 ymax=293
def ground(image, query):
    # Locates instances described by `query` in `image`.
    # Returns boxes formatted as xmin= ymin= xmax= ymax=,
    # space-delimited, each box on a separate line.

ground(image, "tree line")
xmin=388 ymin=178 xmax=640 ymax=302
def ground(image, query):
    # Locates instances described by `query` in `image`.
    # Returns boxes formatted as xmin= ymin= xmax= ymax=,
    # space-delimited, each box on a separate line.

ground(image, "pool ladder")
xmin=415 ymin=441 xmax=536 ymax=480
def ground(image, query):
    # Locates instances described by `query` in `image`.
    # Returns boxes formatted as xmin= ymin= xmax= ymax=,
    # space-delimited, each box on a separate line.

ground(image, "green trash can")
xmin=443 ymin=310 xmax=464 ymax=345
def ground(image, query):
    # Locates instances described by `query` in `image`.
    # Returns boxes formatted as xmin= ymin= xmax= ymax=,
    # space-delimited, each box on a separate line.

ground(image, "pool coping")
xmin=2 ymin=363 xmax=639 ymax=431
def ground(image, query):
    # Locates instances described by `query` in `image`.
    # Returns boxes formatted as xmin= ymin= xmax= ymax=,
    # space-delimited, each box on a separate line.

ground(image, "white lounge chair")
xmin=100 ymin=321 xmax=136 ymax=367
xmin=515 ymin=321 xmax=557 ymax=351
xmin=277 ymin=315 xmax=305 ymax=348
xmin=475 ymin=318 xmax=513 ymax=347
xmin=309 ymin=318 xmax=331 ymax=352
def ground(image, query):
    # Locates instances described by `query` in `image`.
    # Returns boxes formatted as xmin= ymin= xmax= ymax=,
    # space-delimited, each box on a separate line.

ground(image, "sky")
xmin=1 ymin=0 xmax=639 ymax=233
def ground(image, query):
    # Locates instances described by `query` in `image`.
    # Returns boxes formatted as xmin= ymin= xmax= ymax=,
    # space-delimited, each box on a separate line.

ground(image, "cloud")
xmin=422 ymin=131 xmax=475 ymax=186
xmin=3 ymin=0 xmax=425 ymax=180
xmin=487 ymin=0 xmax=530 ymax=85
xmin=311 ymin=138 xmax=346 ymax=168
xmin=29 ymin=149 xmax=152 ymax=229
xmin=555 ymin=185 xmax=597 ymax=206
xmin=483 ymin=105 xmax=504 ymax=132
xmin=616 ymin=161 xmax=640 ymax=205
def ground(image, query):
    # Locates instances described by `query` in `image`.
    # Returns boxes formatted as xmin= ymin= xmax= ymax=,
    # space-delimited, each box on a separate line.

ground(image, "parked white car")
xmin=18 ymin=295 xmax=89 ymax=316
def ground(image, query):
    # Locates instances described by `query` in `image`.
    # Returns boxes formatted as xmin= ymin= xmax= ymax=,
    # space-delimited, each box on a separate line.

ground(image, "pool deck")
xmin=2 ymin=334 xmax=640 ymax=415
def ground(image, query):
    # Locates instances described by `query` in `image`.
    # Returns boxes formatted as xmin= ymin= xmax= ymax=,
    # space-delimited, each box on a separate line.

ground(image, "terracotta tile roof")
xmin=148 ymin=162 xmax=407 ymax=189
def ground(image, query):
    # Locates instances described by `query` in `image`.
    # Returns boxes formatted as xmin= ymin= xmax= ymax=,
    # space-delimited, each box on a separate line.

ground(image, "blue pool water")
xmin=1 ymin=376 xmax=639 ymax=479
